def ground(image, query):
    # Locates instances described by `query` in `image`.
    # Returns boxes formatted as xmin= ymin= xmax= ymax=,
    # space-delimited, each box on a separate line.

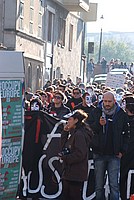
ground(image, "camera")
xmin=58 ymin=148 xmax=70 ymax=157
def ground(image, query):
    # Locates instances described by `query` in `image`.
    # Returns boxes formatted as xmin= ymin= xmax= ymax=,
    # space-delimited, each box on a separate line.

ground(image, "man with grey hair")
xmin=88 ymin=91 xmax=129 ymax=200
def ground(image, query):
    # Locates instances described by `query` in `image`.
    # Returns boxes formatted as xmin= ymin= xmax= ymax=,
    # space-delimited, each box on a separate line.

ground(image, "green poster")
xmin=0 ymin=80 xmax=24 ymax=200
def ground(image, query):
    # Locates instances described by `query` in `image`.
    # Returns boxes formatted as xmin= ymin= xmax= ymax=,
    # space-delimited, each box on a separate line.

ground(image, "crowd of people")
xmin=24 ymin=73 xmax=134 ymax=200
xmin=108 ymin=58 xmax=134 ymax=74
xmin=86 ymin=57 xmax=134 ymax=83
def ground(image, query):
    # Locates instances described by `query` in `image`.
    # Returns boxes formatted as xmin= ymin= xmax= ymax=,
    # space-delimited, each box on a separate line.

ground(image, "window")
xmin=58 ymin=18 xmax=66 ymax=47
xmin=19 ymin=1 xmax=24 ymax=30
xmin=38 ymin=26 xmax=42 ymax=38
xmin=29 ymin=22 xmax=33 ymax=34
xmin=36 ymin=66 xmax=42 ymax=89
xmin=19 ymin=18 xmax=24 ymax=30
xmin=69 ymin=24 xmax=73 ymax=50
xmin=29 ymin=4 xmax=34 ymax=34
xmin=30 ymin=0 xmax=34 ymax=7
xmin=39 ymin=0 xmax=43 ymax=12
xmin=30 ymin=7 xmax=34 ymax=21
xmin=37 ymin=66 xmax=41 ymax=79
xmin=38 ymin=0 xmax=43 ymax=38
xmin=38 ymin=12 xmax=42 ymax=38
xmin=38 ymin=12 xmax=42 ymax=25
xmin=47 ymin=11 xmax=53 ymax=42
xmin=20 ymin=1 xmax=24 ymax=16
xmin=27 ymin=63 xmax=32 ymax=88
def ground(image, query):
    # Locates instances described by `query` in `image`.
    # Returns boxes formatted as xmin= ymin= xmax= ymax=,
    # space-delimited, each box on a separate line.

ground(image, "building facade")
xmin=0 ymin=0 xmax=97 ymax=92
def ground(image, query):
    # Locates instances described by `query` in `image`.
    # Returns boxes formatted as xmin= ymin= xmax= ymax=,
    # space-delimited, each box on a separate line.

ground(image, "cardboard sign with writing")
xmin=106 ymin=73 xmax=125 ymax=89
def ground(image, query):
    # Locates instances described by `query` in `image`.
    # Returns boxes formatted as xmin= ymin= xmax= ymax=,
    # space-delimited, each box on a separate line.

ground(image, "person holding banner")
xmin=59 ymin=109 xmax=93 ymax=200
xmin=89 ymin=91 xmax=129 ymax=200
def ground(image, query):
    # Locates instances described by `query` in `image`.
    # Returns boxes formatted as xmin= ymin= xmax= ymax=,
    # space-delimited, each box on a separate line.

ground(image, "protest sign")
xmin=106 ymin=73 xmax=125 ymax=89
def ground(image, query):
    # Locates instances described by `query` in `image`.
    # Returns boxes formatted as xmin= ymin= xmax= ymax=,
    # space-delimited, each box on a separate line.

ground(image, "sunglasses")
xmin=54 ymin=96 xmax=62 ymax=100
xmin=73 ymin=92 xmax=80 ymax=95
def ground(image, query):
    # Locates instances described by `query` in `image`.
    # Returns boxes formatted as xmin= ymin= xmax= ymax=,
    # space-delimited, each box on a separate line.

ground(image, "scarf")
xmin=102 ymin=103 xmax=117 ymax=116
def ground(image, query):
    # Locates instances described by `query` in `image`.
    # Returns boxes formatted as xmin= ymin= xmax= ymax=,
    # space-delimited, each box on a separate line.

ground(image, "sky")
xmin=87 ymin=0 xmax=134 ymax=33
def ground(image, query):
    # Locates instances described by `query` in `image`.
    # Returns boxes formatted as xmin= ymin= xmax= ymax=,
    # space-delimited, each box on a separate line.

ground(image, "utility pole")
xmin=97 ymin=15 xmax=104 ymax=64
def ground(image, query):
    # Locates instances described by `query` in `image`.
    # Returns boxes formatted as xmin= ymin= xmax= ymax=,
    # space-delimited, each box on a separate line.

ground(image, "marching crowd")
xmin=23 ymin=73 xmax=134 ymax=200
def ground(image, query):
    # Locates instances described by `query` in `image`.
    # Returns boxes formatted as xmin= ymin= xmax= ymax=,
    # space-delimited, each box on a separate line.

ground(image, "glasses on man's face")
xmin=54 ymin=96 xmax=62 ymax=100
xmin=73 ymin=92 xmax=80 ymax=95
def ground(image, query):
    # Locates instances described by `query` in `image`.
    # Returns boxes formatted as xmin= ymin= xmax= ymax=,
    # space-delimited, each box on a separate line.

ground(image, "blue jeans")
xmin=93 ymin=154 xmax=120 ymax=200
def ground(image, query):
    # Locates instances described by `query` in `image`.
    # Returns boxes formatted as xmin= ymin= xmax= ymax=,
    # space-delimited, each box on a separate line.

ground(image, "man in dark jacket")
xmin=73 ymin=92 xmax=95 ymax=126
xmin=88 ymin=91 xmax=129 ymax=200
xmin=48 ymin=90 xmax=70 ymax=119
xmin=66 ymin=87 xmax=82 ymax=111
xmin=73 ymin=92 xmax=95 ymax=113
xmin=120 ymin=96 xmax=134 ymax=200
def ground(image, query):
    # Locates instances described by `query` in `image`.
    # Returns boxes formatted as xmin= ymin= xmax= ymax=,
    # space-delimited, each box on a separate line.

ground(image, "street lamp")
xmin=98 ymin=15 xmax=104 ymax=64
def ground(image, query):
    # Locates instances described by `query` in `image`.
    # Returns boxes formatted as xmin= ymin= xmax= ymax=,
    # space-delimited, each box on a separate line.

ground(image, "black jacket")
xmin=49 ymin=103 xmax=71 ymax=119
xmin=88 ymin=102 xmax=129 ymax=155
xmin=128 ymin=115 xmax=134 ymax=143
xmin=66 ymin=97 xmax=82 ymax=111
xmin=73 ymin=102 xmax=95 ymax=115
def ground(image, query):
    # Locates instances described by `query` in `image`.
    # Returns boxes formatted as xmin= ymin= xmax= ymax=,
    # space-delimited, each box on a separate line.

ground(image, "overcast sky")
xmin=87 ymin=0 xmax=134 ymax=33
